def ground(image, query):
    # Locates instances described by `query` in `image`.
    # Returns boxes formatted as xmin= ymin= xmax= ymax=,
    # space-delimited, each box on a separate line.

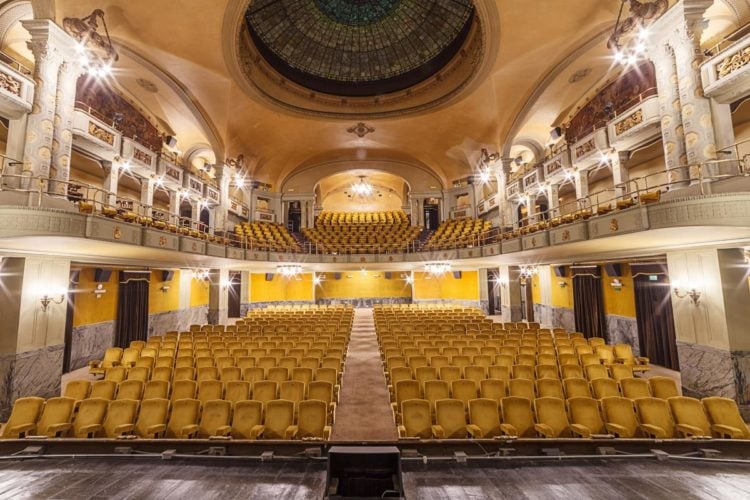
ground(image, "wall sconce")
xmin=558 ymin=281 xmax=568 ymax=288
xmin=492 ymin=276 xmax=508 ymax=288
xmin=425 ymin=262 xmax=451 ymax=276
xmin=160 ymin=285 xmax=171 ymax=293
xmin=93 ymin=283 xmax=107 ymax=299
xmin=192 ymin=269 xmax=210 ymax=280
xmin=40 ymin=289 xmax=66 ymax=312
xmin=672 ymin=280 xmax=701 ymax=306
xmin=610 ymin=279 xmax=623 ymax=291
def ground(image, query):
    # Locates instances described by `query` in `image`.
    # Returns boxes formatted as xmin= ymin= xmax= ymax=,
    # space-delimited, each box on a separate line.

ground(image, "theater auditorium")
xmin=1 ymin=0 xmax=750 ymax=498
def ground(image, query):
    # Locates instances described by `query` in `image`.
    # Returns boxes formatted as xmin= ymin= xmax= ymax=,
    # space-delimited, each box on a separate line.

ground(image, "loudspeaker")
xmin=453 ymin=271 xmax=462 ymax=279
xmin=327 ymin=446 xmax=402 ymax=499
xmin=94 ymin=268 xmax=112 ymax=283
xmin=165 ymin=135 xmax=177 ymax=148
xmin=550 ymin=126 xmax=563 ymax=140
xmin=553 ymin=265 xmax=566 ymax=277
xmin=161 ymin=270 xmax=174 ymax=282
xmin=603 ymin=263 xmax=622 ymax=277
xmin=334 ymin=273 xmax=342 ymax=280
xmin=265 ymin=273 xmax=274 ymax=281
xmin=384 ymin=272 xmax=392 ymax=280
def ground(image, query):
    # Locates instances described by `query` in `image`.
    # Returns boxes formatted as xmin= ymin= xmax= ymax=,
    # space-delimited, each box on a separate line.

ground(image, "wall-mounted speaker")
xmin=550 ymin=126 xmax=563 ymax=140
xmin=384 ymin=272 xmax=392 ymax=280
xmin=334 ymin=273 xmax=342 ymax=280
xmin=94 ymin=268 xmax=112 ymax=283
xmin=265 ymin=273 xmax=274 ymax=281
xmin=453 ymin=271 xmax=462 ymax=279
xmin=603 ymin=263 xmax=622 ymax=277
xmin=161 ymin=270 xmax=174 ymax=282
xmin=165 ymin=135 xmax=177 ymax=148
xmin=553 ymin=265 xmax=566 ymax=277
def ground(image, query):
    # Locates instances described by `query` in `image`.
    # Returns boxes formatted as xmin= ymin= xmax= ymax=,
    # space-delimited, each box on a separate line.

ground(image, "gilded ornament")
xmin=716 ymin=46 xmax=750 ymax=79
xmin=614 ymin=109 xmax=643 ymax=136
xmin=0 ymin=72 xmax=22 ymax=96
xmin=609 ymin=219 xmax=619 ymax=232
xmin=113 ymin=227 xmax=122 ymax=240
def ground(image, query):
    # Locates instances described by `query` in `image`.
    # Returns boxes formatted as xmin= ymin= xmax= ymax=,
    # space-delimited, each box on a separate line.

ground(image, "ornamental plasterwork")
xmin=0 ymin=72 xmax=22 ymax=97
xmin=716 ymin=46 xmax=750 ymax=79
xmin=615 ymin=109 xmax=644 ymax=136
xmin=88 ymin=121 xmax=114 ymax=145
xmin=575 ymin=138 xmax=595 ymax=158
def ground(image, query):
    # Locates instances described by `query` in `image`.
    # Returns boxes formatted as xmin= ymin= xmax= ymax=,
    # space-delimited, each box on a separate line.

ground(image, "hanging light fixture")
xmin=425 ymin=262 xmax=452 ymax=276
xmin=277 ymin=264 xmax=303 ymax=278
xmin=608 ymin=0 xmax=667 ymax=66
xmin=350 ymin=175 xmax=374 ymax=197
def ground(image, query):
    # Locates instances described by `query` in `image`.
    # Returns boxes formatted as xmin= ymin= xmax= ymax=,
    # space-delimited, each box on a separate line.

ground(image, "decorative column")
xmin=48 ymin=60 xmax=82 ymax=196
xmin=190 ymin=200 xmax=200 ymax=229
xmin=213 ymin=164 xmax=231 ymax=234
xmin=140 ymin=177 xmax=154 ymax=216
xmin=610 ymin=150 xmax=631 ymax=199
xmin=525 ymin=193 xmax=538 ymax=224
xmin=101 ymin=160 xmax=119 ymax=208
xmin=499 ymin=158 xmax=513 ymax=229
xmin=547 ymin=183 xmax=560 ymax=216
xmin=573 ymin=169 xmax=589 ymax=200
xmin=168 ymin=190 xmax=179 ymax=220
xmin=208 ymin=268 xmax=229 ymax=325
xmin=19 ymin=20 xmax=65 ymax=190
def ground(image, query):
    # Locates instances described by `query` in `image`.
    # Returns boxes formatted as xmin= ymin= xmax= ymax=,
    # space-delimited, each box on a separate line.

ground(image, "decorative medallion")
xmin=113 ymin=226 xmax=122 ymax=240
xmin=192 ymin=242 xmax=197 ymax=251
xmin=360 ymin=257 xmax=366 ymax=263
xmin=610 ymin=219 xmax=619 ymax=232
xmin=159 ymin=236 xmax=167 ymax=247
xmin=531 ymin=237 xmax=536 ymax=247
xmin=562 ymin=229 xmax=570 ymax=241
xmin=348 ymin=122 xmax=375 ymax=138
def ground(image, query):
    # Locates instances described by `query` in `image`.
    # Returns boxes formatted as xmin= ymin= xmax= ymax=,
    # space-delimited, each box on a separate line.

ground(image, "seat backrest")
xmin=400 ymin=399 xmax=432 ymax=438
xmin=225 ymin=381 xmax=251 ymax=404
xmin=585 ymin=364 xmax=610 ymax=381
xmin=166 ymin=398 xmax=201 ymax=438
xmin=601 ymin=397 xmax=640 ymax=438
xmin=613 ymin=344 xmax=635 ymax=362
xmin=609 ymin=364 xmax=633 ymax=381
xmin=172 ymin=380 xmax=198 ymax=401
xmin=63 ymin=380 xmax=91 ymax=401
xmin=198 ymin=400 xmax=232 ymax=438
xmin=500 ymin=397 xmax=535 ymax=437
xmin=279 ymin=381 xmax=305 ymax=406
xmin=702 ymin=397 xmax=750 ymax=438
xmin=35 ymin=397 xmax=75 ymax=437
xmin=439 ymin=366 xmax=462 ymax=383
xmin=561 ymin=364 xmax=584 ymax=379
xmin=468 ymin=398 xmax=502 ymax=438
xmin=297 ymin=400 xmax=329 ymax=439
xmin=243 ymin=367 xmax=265 ymax=384
xmin=252 ymin=381 xmax=278 ymax=404
xmin=90 ymin=380 xmax=117 ymax=400
xmin=636 ymin=397 xmax=675 ymax=438
xmin=232 ymin=400 xmax=263 ymax=439
xmin=480 ymin=379 xmax=506 ymax=403
xmin=143 ymin=380 xmax=170 ymax=400
xmin=1 ymin=397 xmax=45 ymax=438
xmin=291 ymin=367 xmax=313 ymax=385
xmin=173 ymin=367 xmax=196 ymax=382
xmin=308 ymin=381 xmax=333 ymax=404
xmin=591 ymin=378 xmax=620 ymax=399
xmin=619 ymin=378 xmax=651 ymax=399
xmin=220 ymin=367 xmax=242 ymax=382
xmin=314 ymin=368 xmax=338 ymax=386
xmin=434 ymin=399 xmax=467 ymax=438
xmin=116 ymin=380 xmax=144 ymax=400
xmin=134 ymin=398 xmax=169 ymax=438
xmin=263 ymin=399 xmax=295 ymax=439
xmin=105 ymin=366 xmax=127 ymax=383
xmin=508 ymin=378 xmax=535 ymax=400
xmin=198 ymin=380 xmax=224 ymax=404
xmin=563 ymin=378 xmax=592 ymax=399
xmin=567 ymin=397 xmax=605 ymax=435
xmin=395 ymin=380 xmax=421 ymax=405
xmin=423 ymin=380 xmax=450 ymax=410
xmin=533 ymin=397 xmax=570 ymax=438
xmin=151 ymin=366 xmax=173 ymax=383
xmin=267 ymin=367 xmax=289 ymax=382
xmin=536 ymin=379 xmax=564 ymax=399
xmin=464 ymin=365 xmax=487 ymax=383
xmin=512 ymin=364 xmax=534 ymax=380
xmin=197 ymin=366 xmax=219 ymax=382
xmin=71 ymin=398 xmax=109 ymax=438
xmin=451 ymin=380 xmax=478 ymax=406
xmin=102 ymin=399 xmax=139 ymax=438
xmin=649 ymin=376 xmax=680 ymax=399
xmin=668 ymin=396 xmax=711 ymax=437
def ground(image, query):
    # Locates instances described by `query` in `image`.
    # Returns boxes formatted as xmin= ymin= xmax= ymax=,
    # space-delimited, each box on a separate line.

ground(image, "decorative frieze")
xmin=614 ymin=109 xmax=643 ymax=136
xmin=88 ymin=120 xmax=114 ymax=145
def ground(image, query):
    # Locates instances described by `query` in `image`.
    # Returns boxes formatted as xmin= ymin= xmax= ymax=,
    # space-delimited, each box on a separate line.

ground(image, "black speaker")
xmin=165 ymin=135 xmax=177 ymax=148
xmin=384 ymin=272 xmax=392 ymax=280
xmin=453 ymin=271 xmax=462 ymax=279
xmin=553 ymin=265 xmax=566 ymax=277
xmin=161 ymin=270 xmax=174 ymax=282
xmin=94 ymin=268 xmax=112 ymax=283
xmin=550 ymin=126 xmax=563 ymax=140
xmin=327 ymin=446 xmax=402 ymax=499
xmin=265 ymin=273 xmax=274 ymax=281
xmin=603 ymin=263 xmax=622 ymax=277
xmin=334 ymin=273 xmax=342 ymax=280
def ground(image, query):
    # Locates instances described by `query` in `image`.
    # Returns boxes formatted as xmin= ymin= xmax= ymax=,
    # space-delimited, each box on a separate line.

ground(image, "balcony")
xmin=702 ymin=27 xmax=750 ymax=104
xmin=121 ymin=138 xmax=157 ymax=178
xmin=543 ymin=148 xmax=572 ymax=184
xmin=158 ymin=156 xmax=183 ymax=189
xmin=73 ymin=103 xmax=122 ymax=160
xmin=571 ymin=128 xmax=609 ymax=169
xmin=607 ymin=94 xmax=661 ymax=150
xmin=0 ymin=53 xmax=33 ymax=120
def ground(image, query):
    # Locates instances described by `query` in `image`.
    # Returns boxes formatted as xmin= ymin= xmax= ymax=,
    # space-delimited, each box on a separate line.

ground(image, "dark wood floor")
xmin=401 ymin=459 xmax=750 ymax=500
xmin=0 ymin=458 xmax=327 ymax=499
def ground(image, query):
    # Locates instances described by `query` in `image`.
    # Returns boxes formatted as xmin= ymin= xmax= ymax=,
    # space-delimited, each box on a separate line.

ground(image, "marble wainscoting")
xmin=240 ymin=302 xmax=252 ymax=318
xmin=0 ymin=345 xmax=64 ymax=419
xmin=69 ymin=320 xmax=115 ymax=371
xmin=148 ymin=306 xmax=209 ymax=335
xmin=732 ymin=350 xmax=750 ymax=419
xmin=316 ymin=297 xmax=412 ymax=307
xmin=413 ymin=299 xmax=481 ymax=309
xmin=479 ymin=300 xmax=490 ymax=315
xmin=677 ymin=341 xmax=737 ymax=401
xmin=245 ymin=301 xmax=316 ymax=311
xmin=551 ymin=307 xmax=575 ymax=331
xmin=606 ymin=315 xmax=640 ymax=355
xmin=499 ymin=305 xmax=522 ymax=322
xmin=533 ymin=304 xmax=553 ymax=328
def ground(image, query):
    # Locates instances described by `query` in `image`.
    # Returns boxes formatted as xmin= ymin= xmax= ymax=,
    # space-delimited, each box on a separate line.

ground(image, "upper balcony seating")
xmin=423 ymin=218 xmax=492 ymax=250
xmin=234 ymin=221 xmax=300 ymax=252
xmin=302 ymin=211 xmax=421 ymax=253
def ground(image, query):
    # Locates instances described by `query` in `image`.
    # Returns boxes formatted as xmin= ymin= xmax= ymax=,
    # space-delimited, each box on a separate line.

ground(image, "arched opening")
xmin=179 ymin=199 xmax=192 ymax=226
xmin=316 ymin=170 xmax=409 ymax=213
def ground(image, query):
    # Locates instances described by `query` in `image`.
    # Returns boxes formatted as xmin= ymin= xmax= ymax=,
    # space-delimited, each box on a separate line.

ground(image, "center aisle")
xmin=331 ymin=308 xmax=398 ymax=441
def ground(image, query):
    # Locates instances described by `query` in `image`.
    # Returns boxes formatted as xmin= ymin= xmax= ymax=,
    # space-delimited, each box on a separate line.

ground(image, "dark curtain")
xmin=573 ymin=275 xmax=607 ymax=339
xmin=634 ymin=275 xmax=679 ymax=370
xmin=115 ymin=273 xmax=149 ymax=348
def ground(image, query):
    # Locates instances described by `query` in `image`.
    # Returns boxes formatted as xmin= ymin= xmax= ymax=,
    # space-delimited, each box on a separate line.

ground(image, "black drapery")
xmin=572 ymin=274 xmax=607 ymax=339
xmin=115 ymin=271 xmax=150 ymax=348
xmin=633 ymin=274 xmax=679 ymax=370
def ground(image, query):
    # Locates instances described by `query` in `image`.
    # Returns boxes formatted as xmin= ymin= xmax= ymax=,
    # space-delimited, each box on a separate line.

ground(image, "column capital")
xmin=21 ymin=19 xmax=79 ymax=63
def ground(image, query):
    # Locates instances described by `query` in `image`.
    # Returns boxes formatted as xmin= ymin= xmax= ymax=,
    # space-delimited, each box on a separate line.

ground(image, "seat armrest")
xmin=77 ymin=424 xmax=103 ymax=438
xmin=11 ymin=423 xmax=37 ymax=436
xmin=604 ymin=422 xmax=629 ymax=438
xmin=180 ymin=424 xmax=199 ymax=438
xmin=250 ymin=424 xmax=265 ymax=439
xmin=500 ymin=423 xmax=518 ymax=437
xmin=89 ymin=361 xmax=101 ymax=368
xmin=466 ymin=424 xmax=483 ymax=438
xmin=570 ymin=423 xmax=592 ymax=438
xmin=214 ymin=425 xmax=232 ymax=437
xmin=145 ymin=424 xmax=167 ymax=438
xmin=639 ymin=423 xmax=667 ymax=439
xmin=676 ymin=424 xmax=706 ymax=438
xmin=397 ymin=425 xmax=407 ymax=438
xmin=431 ymin=425 xmax=445 ymax=439
xmin=636 ymin=357 xmax=649 ymax=365
xmin=711 ymin=424 xmax=744 ymax=439
xmin=285 ymin=425 xmax=298 ymax=440
xmin=323 ymin=426 xmax=331 ymax=440
xmin=46 ymin=423 xmax=73 ymax=437
xmin=114 ymin=423 xmax=135 ymax=436
xmin=534 ymin=423 xmax=555 ymax=438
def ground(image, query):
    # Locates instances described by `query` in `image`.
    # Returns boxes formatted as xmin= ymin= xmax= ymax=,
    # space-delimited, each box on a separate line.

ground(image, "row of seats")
xmin=1 ymin=396 xmax=331 ymax=440
xmin=422 ymin=218 xmax=492 ymax=250
xmin=398 ymin=395 xmax=748 ymax=440
xmin=302 ymin=211 xmax=421 ymax=253
xmin=315 ymin=211 xmax=410 ymax=225
xmin=234 ymin=221 xmax=300 ymax=252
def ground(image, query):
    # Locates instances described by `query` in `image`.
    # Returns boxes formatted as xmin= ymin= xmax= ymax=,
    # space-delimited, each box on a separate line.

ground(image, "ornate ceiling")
xmin=245 ymin=0 xmax=474 ymax=96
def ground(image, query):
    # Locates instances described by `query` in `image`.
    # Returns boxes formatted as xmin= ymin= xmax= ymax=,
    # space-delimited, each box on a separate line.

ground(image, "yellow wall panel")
xmin=72 ymin=268 xmax=118 ymax=327
xmin=148 ymin=270 xmax=180 ymax=314
xmin=550 ymin=268 xmax=574 ymax=308
xmin=531 ymin=273 xmax=541 ymax=304
xmin=317 ymin=271 xmax=411 ymax=299
xmin=602 ymin=265 xmax=636 ymax=317
xmin=191 ymin=277 xmax=210 ymax=307
xmin=250 ymin=273 xmax=314 ymax=302
xmin=413 ymin=271 xmax=479 ymax=300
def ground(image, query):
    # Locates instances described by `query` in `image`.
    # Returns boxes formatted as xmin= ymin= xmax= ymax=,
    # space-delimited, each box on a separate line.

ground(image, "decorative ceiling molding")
xmin=347 ymin=122 xmax=375 ymax=138
xmin=0 ymin=0 xmax=32 ymax=48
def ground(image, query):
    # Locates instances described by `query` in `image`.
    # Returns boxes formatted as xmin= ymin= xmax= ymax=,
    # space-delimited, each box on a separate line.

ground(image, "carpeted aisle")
xmin=331 ymin=308 xmax=398 ymax=441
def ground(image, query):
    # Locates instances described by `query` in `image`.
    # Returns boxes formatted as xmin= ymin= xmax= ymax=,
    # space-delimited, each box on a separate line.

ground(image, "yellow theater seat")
xmin=467 ymin=398 xmax=502 ymax=438
xmin=231 ymin=400 xmax=264 ymax=439
xmin=0 ymin=397 xmax=45 ymax=439
xmin=295 ymin=399 xmax=331 ymax=440
xmin=165 ymin=398 xmax=201 ymax=439
xmin=432 ymin=399 xmax=468 ymax=439
xmin=69 ymin=398 xmax=109 ymax=438
xmin=702 ymin=397 xmax=750 ymax=439
xmin=100 ymin=399 xmax=139 ymax=438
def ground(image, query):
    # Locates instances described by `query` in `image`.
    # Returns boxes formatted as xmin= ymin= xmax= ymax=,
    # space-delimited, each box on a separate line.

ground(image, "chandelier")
xmin=608 ymin=0 xmax=667 ymax=66
xmin=350 ymin=176 xmax=374 ymax=197
xmin=63 ymin=9 xmax=118 ymax=78
xmin=425 ymin=262 xmax=452 ymax=276
xmin=277 ymin=264 xmax=303 ymax=277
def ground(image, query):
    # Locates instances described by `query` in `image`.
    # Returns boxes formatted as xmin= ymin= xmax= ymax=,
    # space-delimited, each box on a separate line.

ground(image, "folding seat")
xmin=480 ymin=379 xmax=506 ymax=403
xmin=267 ymin=367 xmax=289 ymax=383
xmin=173 ymin=367 xmax=196 ymax=382
xmin=558 ymin=354 xmax=579 ymax=366
xmin=391 ymin=380 xmax=421 ymax=420
xmin=143 ymin=380 xmax=170 ymax=400
xmin=0 ymin=397 xmax=46 ymax=439
xmin=220 ymin=367 xmax=242 ymax=382
xmin=537 ymin=354 xmax=557 ymax=366
xmin=516 ymin=354 xmax=535 ymax=367
xmin=154 ymin=357 xmax=173 ymax=369
xmin=439 ymin=366 xmax=462 ymax=384
xmin=258 ymin=399 xmax=296 ymax=439
xmin=33 ymin=397 xmax=76 ymax=437
xmin=500 ymin=397 xmax=536 ymax=437
xmin=557 ymin=345 xmax=575 ymax=356
xmin=90 ymin=380 xmax=117 ymax=401
xmin=224 ymin=381 xmax=251 ymax=405
xmin=197 ymin=367 xmax=219 ymax=382
xmin=236 ymin=356 xmax=255 ymax=370
xmin=257 ymin=356 xmax=277 ymax=372
xmin=567 ymin=397 xmax=606 ymax=437
xmin=89 ymin=347 xmax=123 ymax=376
xmin=120 ymin=348 xmax=140 ymax=368
xmin=585 ymin=364 xmax=610 ymax=381
xmin=242 ymin=367 xmax=265 ymax=384
xmin=165 ymin=398 xmax=200 ymax=438
xmin=702 ymin=397 xmax=750 ymax=439
xmin=588 ymin=337 xmax=606 ymax=347
xmin=135 ymin=356 xmax=155 ymax=372
xmin=599 ymin=397 xmax=640 ymax=438
xmin=295 ymin=400 xmax=331 ymax=440
xmin=105 ymin=366 xmax=127 ymax=383
xmin=487 ymin=365 xmax=510 ymax=382
xmin=278 ymin=357 xmax=297 ymax=371
xmin=149 ymin=366 xmax=171 ymax=383
xmin=252 ymin=381 xmax=278 ymax=405
xmin=591 ymin=378 xmax=620 ymax=399
xmin=463 ymin=366 xmax=487 ymax=384
xmin=451 ymin=355 xmax=471 ymax=370
xmin=533 ymin=397 xmax=572 ymax=438
xmin=614 ymin=344 xmax=650 ymax=372
xmin=512 ymin=364 xmax=534 ymax=380
xmin=423 ymin=380 xmax=450 ymax=414
xmin=415 ymin=366 xmax=438 ymax=389
xmin=63 ymin=380 xmax=91 ymax=403
xmin=308 ymin=381 xmax=336 ymax=418
xmin=398 ymin=399 xmax=432 ymax=439
xmin=299 ymin=357 xmax=319 ymax=371
xmin=279 ymin=380 xmax=305 ymax=410
xmin=635 ymin=397 xmax=676 ymax=438
xmin=668 ymin=397 xmax=712 ymax=438
xmin=196 ymin=400 xmax=232 ymax=438
xmin=198 ymin=380 xmax=224 ymax=405
xmin=580 ymin=354 xmax=601 ymax=367
xmin=595 ymin=345 xmax=615 ymax=365
xmin=649 ymin=376 xmax=680 ymax=399
xmin=561 ymin=364 xmax=584 ymax=380
xmin=429 ymin=356 xmax=450 ymax=369
xmin=117 ymin=380 xmax=144 ymax=400
xmin=536 ymin=365 xmax=560 ymax=380
xmin=215 ymin=356 xmax=235 ymax=371
xmin=518 ymin=346 xmax=536 ymax=356
xmin=467 ymin=398 xmax=502 ymax=438
xmin=231 ymin=400 xmax=264 ymax=439
xmin=68 ymin=398 xmax=109 ymax=438
xmin=536 ymin=379 xmax=564 ymax=399
xmin=132 ymin=398 xmax=169 ymax=438
xmin=195 ymin=356 xmax=213 ymax=367
xmin=609 ymin=364 xmax=634 ymax=382
xmin=619 ymin=378 xmax=651 ymax=400
xmin=432 ymin=399 xmax=468 ymax=439
xmin=563 ymin=378 xmax=592 ymax=399
xmin=508 ymin=378 xmax=535 ymax=400
xmin=100 ymin=399 xmax=139 ymax=438
xmin=171 ymin=379 xmax=198 ymax=401
xmin=451 ymin=380 xmax=478 ymax=408
xmin=442 ymin=347 xmax=459 ymax=359
xmin=575 ymin=345 xmax=594 ymax=357
xmin=291 ymin=367 xmax=313 ymax=385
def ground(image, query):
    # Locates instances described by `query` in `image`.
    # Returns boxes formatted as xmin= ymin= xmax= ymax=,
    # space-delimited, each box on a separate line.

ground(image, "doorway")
xmin=199 ymin=208 xmax=210 ymax=232
xmin=179 ymin=200 xmax=192 ymax=227
xmin=633 ymin=273 xmax=679 ymax=370
xmin=423 ymin=200 xmax=440 ymax=230
xmin=519 ymin=278 xmax=534 ymax=321
xmin=288 ymin=201 xmax=302 ymax=233
xmin=487 ymin=270 xmax=500 ymax=315
xmin=572 ymin=269 xmax=607 ymax=339
xmin=62 ymin=271 xmax=79 ymax=373
xmin=227 ymin=272 xmax=242 ymax=318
